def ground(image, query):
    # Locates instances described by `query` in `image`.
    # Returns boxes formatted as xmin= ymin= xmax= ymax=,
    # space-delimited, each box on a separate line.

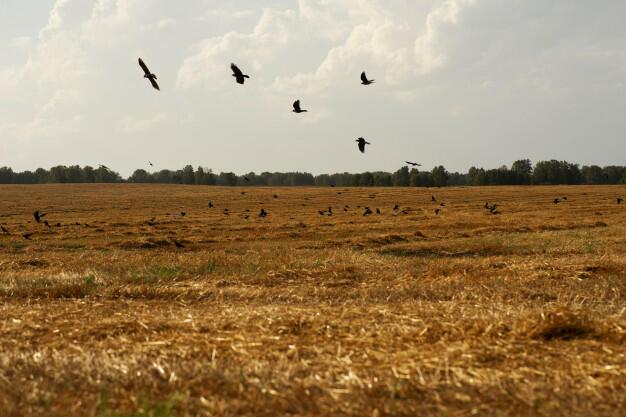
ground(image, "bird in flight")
xmin=292 ymin=100 xmax=308 ymax=114
xmin=231 ymin=63 xmax=250 ymax=85
xmin=33 ymin=210 xmax=47 ymax=223
xmin=361 ymin=72 xmax=375 ymax=85
xmin=99 ymin=164 xmax=111 ymax=171
xmin=405 ymin=161 xmax=421 ymax=167
xmin=148 ymin=161 xmax=154 ymax=167
xmin=356 ymin=137 xmax=370 ymax=153
xmin=244 ymin=176 xmax=250 ymax=182
xmin=138 ymin=58 xmax=160 ymax=91
xmin=1 ymin=225 xmax=9 ymax=234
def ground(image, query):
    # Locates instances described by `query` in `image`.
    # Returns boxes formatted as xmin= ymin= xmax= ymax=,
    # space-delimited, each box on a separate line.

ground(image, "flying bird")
xmin=431 ymin=195 xmax=436 ymax=202
xmin=1 ymin=225 xmax=9 ymax=234
xmin=360 ymin=72 xmax=375 ymax=85
xmin=405 ymin=161 xmax=422 ymax=167
xmin=148 ymin=161 xmax=154 ymax=167
xmin=138 ymin=58 xmax=160 ymax=91
xmin=22 ymin=233 xmax=33 ymax=240
xmin=356 ymin=137 xmax=370 ymax=153
xmin=180 ymin=212 xmax=186 ymax=217
xmin=99 ymin=164 xmax=111 ymax=171
xmin=292 ymin=100 xmax=308 ymax=114
xmin=231 ymin=63 xmax=250 ymax=85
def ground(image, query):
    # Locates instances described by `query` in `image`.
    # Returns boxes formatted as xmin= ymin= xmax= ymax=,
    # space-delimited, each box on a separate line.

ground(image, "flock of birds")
xmin=0 ymin=193 xmax=623 ymax=247
xmin=138 ymin=58 xmax=421 ymax=161
xmin=1 ymin=59 xmax=623 ymax=247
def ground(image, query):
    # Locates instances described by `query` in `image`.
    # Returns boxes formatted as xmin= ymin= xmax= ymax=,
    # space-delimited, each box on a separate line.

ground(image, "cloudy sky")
xmin=1 ymin=0 xmax=625 ymax=176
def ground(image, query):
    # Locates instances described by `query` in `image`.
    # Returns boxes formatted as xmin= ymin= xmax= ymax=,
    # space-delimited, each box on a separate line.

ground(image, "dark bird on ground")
xmin=1 ymin=225 xmax=9 ymax=234
xmin=484 ymin=202 xmax=490 ymax=209
xmin=33 ymin=210 xmax=46 ymax=223
xmin=431 ymin=195 xmax=436 ymax=202
xmin=376 ymin=208 xmax=381 ymax=214
xmin=554 ymin=198 xmax=560 ymax=204
xmin=273 ymin=194 xmax=278 ymax=199
xmin=208 ymin=202 xmax=214 ymax=208
xmin=43 ymin=220 xmax=51 ymax=228
xmin=435 ymin=209 xmax=441 ymax=215
xmin=328 ymin=207 xmax=333 ymax=214
xmin=343 ymin=207 xmax=348 ymax=212
xmin=318 ymin=210 xmax=326 ymax=216
xmin=180 ymin=212 xmax=186 ymax=217
xmin=244 ymin=215 xmax=250 ymax=220
xmin=22 ymin=233 xmax=33 ymax=240
xmin=147 ymin=221 xmax=156 ymax=227
xmin=356 ymin=137 xmax=370 ymax=153
xmin=259 ymin=208 xmax=268 ymax=218
xmin=56 ymin=223 xmax=61 ymax=227
xmin=562 ymin=197 xmax=568 ymax=200
xmin=138 ymin=58 xmax=160 ymax=91
xmin=241 ymin=191 xmax=246 ymax=195
xmin=231 ymin=63 xmax=250 ymax=85
xmin=173 ymin=240 xmax=185 ymax=249
xmin=405 ymin=161 xmax=421 ymax=167
xmin=223 ymin=208 xmax=229 ymax=215
xmin=292 ymin=100 xmax=307 ymax=114
xmin=361 ymin=71 xmax=374 ymax=85
xmin=440 ymin=203 xmax=445 ymax=207
xmin=618 ymin=198 xmax=623 ymax=204
xmin=393 ymin=204 xmax=400 ymax=211
xmin=363 ymin=207 xmax=373 ymax=216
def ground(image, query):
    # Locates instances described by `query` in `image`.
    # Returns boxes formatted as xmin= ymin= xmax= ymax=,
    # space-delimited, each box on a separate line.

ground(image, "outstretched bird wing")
xmin=148 ymin=77 xmax=160 ymax=90
xmin=138 ymin=58 xmax=151 ymax=76
xmin=231 ymin=63 xmax=243 ymax=77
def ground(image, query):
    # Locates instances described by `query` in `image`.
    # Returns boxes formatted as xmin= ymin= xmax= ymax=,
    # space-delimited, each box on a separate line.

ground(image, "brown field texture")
xmin=0 ymin=184 xmax=625 ymax=417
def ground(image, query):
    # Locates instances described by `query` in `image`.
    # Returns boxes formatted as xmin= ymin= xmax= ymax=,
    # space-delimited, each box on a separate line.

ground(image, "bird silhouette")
xmin=223 ymin=208 xmax=229 ymax=215
xmin=231 ymin=63 xmax=250 ymax=84
xmin=431 ymin=195 xmax=436 ymax=202
xmin=208 ymin=202 xmax=214 ymax=208
xmin=361 ymin=72 xmax=375 ymax=85
xmin=1 ymin=225 xmax=9 ymax=234
xmin=435 ymin=208 xmax=441 ymax=215
xmin=244 ymin=176 xmax=250 ymax=182
xmin=273 ymin=194 xmax=278 ymax=199
xmin=618 ymin=198 xmax=623 ymax=204
xmin=318 ymin=210 xmax=326 ymax=216
xmin=405 ymin=161 xmax=422 ymax=167
xmin=138 ymin=58 xmax=160 ymax=91
xmin=43 ymin=220 xmax=51 ymax=228
xmin=173 ymin=240 xmax=185 ymax=249
xmin=22 ymin=233 xmax=33 ymax=240
xmin=33 ymin=210 xmax=46 ymax=223
xmin=363 ymin=207 xmax=373 ymax=216
xmin=440 ymin=203 xmax=445 ymax=207
xmin=99 ymin=164 xmax=111 ymax=171
xmin=259 ymin=208 xmax=268 ymax=218
xmin=292 ymin=100 xmax=307 ymax=114
xmin=554 ymin=198 xmax=560 ymax=204
xmin=148 ymin=161 xmax=154 ymax=167
xmin=376 ymin=208 xmax=381 ymax=214
xmin=180 ymin=212 xmax=186 ymax=217
xmin=356 ymin=137 xmax=370 ymax=153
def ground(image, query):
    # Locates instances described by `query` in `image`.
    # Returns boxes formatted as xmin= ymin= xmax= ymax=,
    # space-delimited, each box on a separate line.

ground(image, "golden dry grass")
xmin=0 ymin=184 xmax=624 ymax=417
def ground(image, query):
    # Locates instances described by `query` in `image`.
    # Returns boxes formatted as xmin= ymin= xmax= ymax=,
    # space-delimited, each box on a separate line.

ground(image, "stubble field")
xmin=0 ymin=184 xmax=624 ymax=417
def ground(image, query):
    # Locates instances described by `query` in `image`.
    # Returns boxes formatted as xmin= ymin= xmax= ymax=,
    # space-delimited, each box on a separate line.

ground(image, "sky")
xmin=1 ymin=0 xmax=625 ymax=176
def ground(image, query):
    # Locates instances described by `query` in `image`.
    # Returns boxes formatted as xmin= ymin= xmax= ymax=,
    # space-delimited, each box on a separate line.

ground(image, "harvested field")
xmin=0 ymin=184 xmax=625 ymax=417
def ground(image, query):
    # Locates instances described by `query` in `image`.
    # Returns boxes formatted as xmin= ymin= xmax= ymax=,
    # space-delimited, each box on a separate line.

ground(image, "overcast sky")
xmin=1 ymin=0 xmax=625 ymax=176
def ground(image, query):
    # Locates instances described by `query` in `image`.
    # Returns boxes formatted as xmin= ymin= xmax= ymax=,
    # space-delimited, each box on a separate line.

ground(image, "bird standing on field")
xmin=1 ymin=225 xmax=9 ymax=234
xmin=173 ymin=240 xmax=185 ymax=249
xmin=618 ymin=198 xmax=623 ymax=204
xmin=33 ymin=210 xmax=46 ymax=223
xmin=231 ymin=63 xmax=250 ymax=85
xmin=356 ymin=137 xmax=370 ymax=153
xmin=138 ymin=58 xmax=160 ymax=91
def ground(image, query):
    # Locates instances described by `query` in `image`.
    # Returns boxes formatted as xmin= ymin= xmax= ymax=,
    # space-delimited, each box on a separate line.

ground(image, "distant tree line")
xmin=1 ymin=160 xmax=625 ymax=186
